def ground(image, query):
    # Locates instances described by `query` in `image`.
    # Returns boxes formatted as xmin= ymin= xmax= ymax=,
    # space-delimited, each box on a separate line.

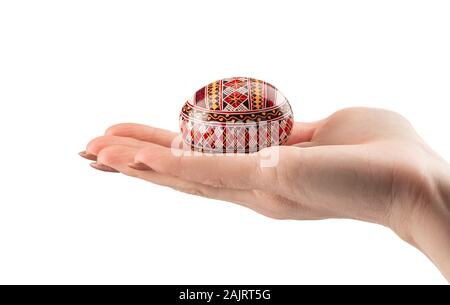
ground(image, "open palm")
xmin=81 ymin=107 xmax=450 ymax=281
xmin=82 ymin=108 xmax=433 ymax=233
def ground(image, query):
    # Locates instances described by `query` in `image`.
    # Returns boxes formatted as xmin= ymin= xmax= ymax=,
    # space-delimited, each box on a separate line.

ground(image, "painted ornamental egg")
xmin=179 ymin=77 xmax=294 ymax=153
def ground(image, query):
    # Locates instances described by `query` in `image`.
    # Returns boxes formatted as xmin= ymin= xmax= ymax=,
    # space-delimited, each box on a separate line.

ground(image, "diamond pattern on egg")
xmin=180 ymin=77 xmax=294 ymax=153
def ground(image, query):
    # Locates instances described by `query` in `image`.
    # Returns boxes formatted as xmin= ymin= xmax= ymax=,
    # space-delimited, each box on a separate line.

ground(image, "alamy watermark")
xmin=172 ymin=120 xmax=282 ymax=168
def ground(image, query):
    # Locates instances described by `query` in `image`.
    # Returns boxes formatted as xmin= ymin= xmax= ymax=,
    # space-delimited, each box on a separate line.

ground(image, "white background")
xmin=0 ymin=0 xmax=449 ymax=284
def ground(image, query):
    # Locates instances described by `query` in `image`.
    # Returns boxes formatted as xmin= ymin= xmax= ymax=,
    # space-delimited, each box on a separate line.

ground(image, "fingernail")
xmin=90 ymin=162 xmax=119 ymax=173
xmin=128 ymin=162 xmax=151 ymax=171
xmin=79 ymin=151 xmax=97 ymax=161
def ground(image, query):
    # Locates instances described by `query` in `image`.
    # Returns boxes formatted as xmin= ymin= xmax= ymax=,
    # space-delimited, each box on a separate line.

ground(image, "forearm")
xmin=409 ymin=160 xmax=450 ymax=282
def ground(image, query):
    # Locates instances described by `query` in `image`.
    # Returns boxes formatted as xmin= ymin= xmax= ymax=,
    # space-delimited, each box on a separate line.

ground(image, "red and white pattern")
xmin=180 ymin=77 xmax=294 ymax=153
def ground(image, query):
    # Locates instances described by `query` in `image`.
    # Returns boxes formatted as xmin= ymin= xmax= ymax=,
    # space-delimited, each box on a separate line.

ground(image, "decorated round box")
xmin=180 ymin=77 xmax=294 ymax=153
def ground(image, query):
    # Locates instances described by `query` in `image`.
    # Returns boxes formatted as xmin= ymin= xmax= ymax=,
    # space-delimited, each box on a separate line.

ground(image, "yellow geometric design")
xmin=250 ymin=79 xmax=264 ymax=110
xmin=207 ymin=81 xmax=220 ymax=111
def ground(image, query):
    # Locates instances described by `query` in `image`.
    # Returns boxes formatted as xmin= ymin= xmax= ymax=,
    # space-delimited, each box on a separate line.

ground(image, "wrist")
xmin=406 ymin=157 xmax=450 ymax=281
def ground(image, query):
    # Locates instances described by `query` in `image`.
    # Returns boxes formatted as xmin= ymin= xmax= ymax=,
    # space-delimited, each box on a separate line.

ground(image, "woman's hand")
xmin=80 ymin=107 xmax=450 ymax=281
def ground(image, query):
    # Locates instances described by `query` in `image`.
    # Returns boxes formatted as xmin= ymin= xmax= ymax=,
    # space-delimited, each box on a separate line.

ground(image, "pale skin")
xmin=80 ymin=107 xmax=450 ymax=281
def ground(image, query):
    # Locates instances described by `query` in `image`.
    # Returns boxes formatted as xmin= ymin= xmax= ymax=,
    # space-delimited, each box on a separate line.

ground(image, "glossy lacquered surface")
xmin=180 ymin=77 xmax=294 ymax=153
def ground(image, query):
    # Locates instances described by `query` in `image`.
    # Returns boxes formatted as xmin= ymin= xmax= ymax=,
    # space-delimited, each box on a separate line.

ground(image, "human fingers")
xmin=95 ymin=145 xmax=272 ymax=214
xmin=83 ymin=135 xmax=150 ymax=158
xmin=105 ymin=123 xmax=178 ymax=148
xmin=91 ymin=145 xmax=334 ymax=220
xmin=286 ymin=120 xmax=326 ymax=145
xmin=133 ymin=143 xmax=282 ymax=191
xmin=79 ymin=135 xmax=151 ymax=163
